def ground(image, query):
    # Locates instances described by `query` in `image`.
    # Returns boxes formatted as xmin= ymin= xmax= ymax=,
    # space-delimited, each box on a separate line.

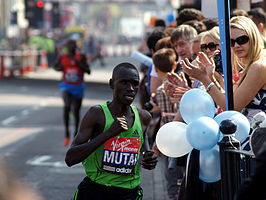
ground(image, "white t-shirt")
xmin=150 ymin=64 xmax=158 ymax=77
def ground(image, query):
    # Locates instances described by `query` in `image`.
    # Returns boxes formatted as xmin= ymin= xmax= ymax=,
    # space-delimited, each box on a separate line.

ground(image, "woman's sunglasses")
xmin=200 ymin=42 xmax=219 ymax=52
xmin=231 ymin=35 xmax=249 ymax=47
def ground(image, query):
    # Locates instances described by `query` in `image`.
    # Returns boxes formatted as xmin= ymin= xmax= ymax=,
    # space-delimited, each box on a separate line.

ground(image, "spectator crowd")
xmin=137 ymin=6 xmax=266 ymax=200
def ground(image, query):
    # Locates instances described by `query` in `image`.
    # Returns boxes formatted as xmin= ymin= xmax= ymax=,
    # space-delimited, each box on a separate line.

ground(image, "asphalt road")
xmin=0 ymin=56 xmax=169 ymax=200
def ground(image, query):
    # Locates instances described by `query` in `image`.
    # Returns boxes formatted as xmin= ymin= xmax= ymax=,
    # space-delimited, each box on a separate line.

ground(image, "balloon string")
xmin=229 ymin=136 xmax=238 ymax=150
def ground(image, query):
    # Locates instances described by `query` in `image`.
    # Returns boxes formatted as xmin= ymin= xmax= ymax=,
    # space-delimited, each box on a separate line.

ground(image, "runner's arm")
xmin=65 ymin=105 xmax=127 ymax=167
xmin=75 ymin=54 xmax=90 ymax=74
xmin=53 ymin=55 xmax=63 ymax=71
xmin=138 ymin=109 xmax=158 ymax=170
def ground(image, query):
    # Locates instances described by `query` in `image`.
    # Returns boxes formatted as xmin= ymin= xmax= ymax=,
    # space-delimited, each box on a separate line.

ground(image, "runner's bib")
xmin=101 ymin=136 xmax=140 ymax=175
xmin=61 ymin=52 xmax=84 ymax=85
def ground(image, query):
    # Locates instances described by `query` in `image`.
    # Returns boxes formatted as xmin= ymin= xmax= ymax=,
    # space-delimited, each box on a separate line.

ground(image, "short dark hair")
xmin=248 ymin=7 xmax=266 ymax=26
xmin=230 ymin=8 xmax=248 ymax=18
xmin=155 ymin=36 xmax=173 ymax=51
xmin=155 ymin=19 xmax=166 ymax=28
xmin=146 ymin=29 xmax=167 ymax=51
xmin=152 ymin=48 xmax=176 ymax=73
xmin=176 ymin=8 xmax=205 ymax=26
xmin=202 ymin=18 xmax=219 ymax=30
xmin=66 ymin=39 xmax=76 ymax=46
xmin=112 ymin=62 xmax=139 ymax=79
xmin=164 ymin=27 xmax=175 ymax=37
xmin=183 ymin=20 xmax=207 ymax=34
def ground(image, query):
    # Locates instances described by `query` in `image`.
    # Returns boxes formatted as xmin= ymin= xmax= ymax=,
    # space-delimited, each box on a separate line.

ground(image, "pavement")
xmin=20 ymin=56 xmax=170 ymax=200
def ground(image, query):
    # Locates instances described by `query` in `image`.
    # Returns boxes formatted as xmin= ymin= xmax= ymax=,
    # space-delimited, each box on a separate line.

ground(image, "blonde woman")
xmin=198 ymin=26 xmax=225 ymax=90
xmin=181 ymin=16 xmax=266 ymax=122
xmin=200 ymin=26 xmax=220 ymax=58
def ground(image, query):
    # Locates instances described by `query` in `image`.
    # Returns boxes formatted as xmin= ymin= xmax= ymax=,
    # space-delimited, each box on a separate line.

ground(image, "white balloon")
xmin=156 ymin=121 xmax=193 ymax=157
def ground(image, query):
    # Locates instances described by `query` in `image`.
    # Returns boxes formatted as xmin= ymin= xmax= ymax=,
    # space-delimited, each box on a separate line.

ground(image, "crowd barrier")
xmin=0 ymin=50 xmax=48 ymax=79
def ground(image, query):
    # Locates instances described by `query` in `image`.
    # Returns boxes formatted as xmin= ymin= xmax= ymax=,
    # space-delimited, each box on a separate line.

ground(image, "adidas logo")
xmin=132 ymin=130 xmax=139 ymax=136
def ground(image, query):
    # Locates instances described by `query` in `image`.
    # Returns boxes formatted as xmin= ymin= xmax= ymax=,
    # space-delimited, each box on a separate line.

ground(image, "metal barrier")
xmin=0 ymin=49 xmax=46 ymax=79
xmin=219 ymin=119 xmax=254 ymax=200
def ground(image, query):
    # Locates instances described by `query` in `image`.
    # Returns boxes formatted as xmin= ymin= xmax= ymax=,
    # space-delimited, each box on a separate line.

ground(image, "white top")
xmin=150 ymin=64 xmax=158 ymax=77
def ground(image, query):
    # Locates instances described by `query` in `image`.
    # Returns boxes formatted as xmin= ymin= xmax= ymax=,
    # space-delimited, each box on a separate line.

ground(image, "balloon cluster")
xmin=156 ymin=88 xmax=250 ymax=183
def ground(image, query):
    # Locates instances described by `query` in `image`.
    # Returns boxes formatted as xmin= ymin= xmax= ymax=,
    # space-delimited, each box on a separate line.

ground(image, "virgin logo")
xmin=111 ymin=137 xmax=132 ymax=151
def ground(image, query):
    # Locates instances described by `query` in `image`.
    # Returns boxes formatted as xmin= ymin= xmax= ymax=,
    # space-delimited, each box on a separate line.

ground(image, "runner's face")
xmin=113 ymin=68 xmax=139 ymax=105
xmin=67 ymin=41 xmax=77 ymax=54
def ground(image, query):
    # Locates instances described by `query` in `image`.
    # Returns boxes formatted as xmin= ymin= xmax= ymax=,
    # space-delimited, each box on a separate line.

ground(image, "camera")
xmin=144 ymin=96 xmax=157 ymax=111
xmin=214 ymin=52 xmax=223 ymax=74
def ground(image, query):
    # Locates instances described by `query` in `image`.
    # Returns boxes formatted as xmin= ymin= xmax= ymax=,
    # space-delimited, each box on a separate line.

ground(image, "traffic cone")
xmin=40 ymin=51 xmax=48 ymax=69
xmin=26 ymin=52 xmax=34 ymax=72
xmin=8 ymin=55 xmax=15 ymax=77
xmin=0 ymin=55 xmax=4 ymax=79
xmin=4 ymin=52 xmax=14 ymax=77
xmin=20 ymin=51 xmax=28 ymax=76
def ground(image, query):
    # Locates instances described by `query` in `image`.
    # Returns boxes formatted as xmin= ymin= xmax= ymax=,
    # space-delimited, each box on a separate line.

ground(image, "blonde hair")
xmin=201 ymin=26 xmax=220 ymax=44
xmin=230 ymin=16 xmax=264 ymax=85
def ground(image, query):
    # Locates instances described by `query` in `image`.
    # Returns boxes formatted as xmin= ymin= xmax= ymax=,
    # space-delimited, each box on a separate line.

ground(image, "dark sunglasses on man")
xmin=231 ymin=35 xmax=249 ymax=47
xmin=200 ymin=42 xmax=219 ymax=52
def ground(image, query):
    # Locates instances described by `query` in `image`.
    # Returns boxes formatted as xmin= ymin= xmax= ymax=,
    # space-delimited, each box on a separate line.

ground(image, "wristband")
xmin=206 ymin=82 xmax=215 ymax=93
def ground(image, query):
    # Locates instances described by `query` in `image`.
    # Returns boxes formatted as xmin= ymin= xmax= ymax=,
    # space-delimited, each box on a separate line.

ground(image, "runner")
xmin=65 ymin=62 xmax=157 ymax=200
xmin=54 ymin=39 xmax=90 ymax=146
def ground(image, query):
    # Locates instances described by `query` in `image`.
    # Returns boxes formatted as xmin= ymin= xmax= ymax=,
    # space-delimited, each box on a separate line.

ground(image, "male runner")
xmin=65 ymin=62 xmax=157 ymax=200
xmin=54 ymin=40 xmax=90 ymax=146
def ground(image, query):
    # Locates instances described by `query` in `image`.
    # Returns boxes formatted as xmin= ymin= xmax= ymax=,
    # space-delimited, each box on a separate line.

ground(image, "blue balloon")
xmin=199 ymin=146 xmax=221 ymax=183
xmin=186 ymin=116 xmax=220 ymax=150
xmin=214 ymin=111 xmax=250 ymax=142
xmin=180 ymin=89 xmax=215 ymax=124
xmin=167 ymin=13 xmax=174 ymax=23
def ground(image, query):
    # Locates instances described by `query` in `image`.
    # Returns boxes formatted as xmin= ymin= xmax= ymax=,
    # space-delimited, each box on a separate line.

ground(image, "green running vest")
xmin=82 ymin=102 xmax=144 ymax=189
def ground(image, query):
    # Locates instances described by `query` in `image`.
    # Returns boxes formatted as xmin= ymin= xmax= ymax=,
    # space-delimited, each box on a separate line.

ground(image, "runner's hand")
xmin=141 ymin=151 xmax=157 ymax=170
xmin=108 ymin=116 xmax=128 ymax=137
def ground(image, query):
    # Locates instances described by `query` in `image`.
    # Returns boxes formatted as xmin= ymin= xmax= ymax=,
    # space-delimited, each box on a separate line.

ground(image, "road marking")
xmin=28 ymin=155 xmax=51 ymax=163
xmin=0 ymin=128 xmax=26 ymax=145
xmin=27 ymin=155 xmax=66 ymax=168
xmin=50 ymin=167 xmax=84 ymax=174
xmin=33 ymin=105 xmax=40 ymax=110
xmin=1 ymin=116 xmax=16 ymax=125
xmin=27 ymin=155 xmax=84 ymax=174
xmin=0 ymin=127 xmax=43 ymax=148
xmin=22 ymin=109 xmax=29 ymax=116
xmin=40 ymin=101 xmax=47 ymax=106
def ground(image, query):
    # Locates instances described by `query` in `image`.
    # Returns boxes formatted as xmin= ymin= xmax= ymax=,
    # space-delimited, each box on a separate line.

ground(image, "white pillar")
xmin=201 ymin=0 xmax=218 ymax=18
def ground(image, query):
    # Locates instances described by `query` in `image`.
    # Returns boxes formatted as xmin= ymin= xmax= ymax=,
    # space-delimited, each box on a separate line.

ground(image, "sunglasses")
xmin=200 ymin=42 xmax=219 ymax=52
xmin=231 ymin=35 xmax=249 ymax=47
